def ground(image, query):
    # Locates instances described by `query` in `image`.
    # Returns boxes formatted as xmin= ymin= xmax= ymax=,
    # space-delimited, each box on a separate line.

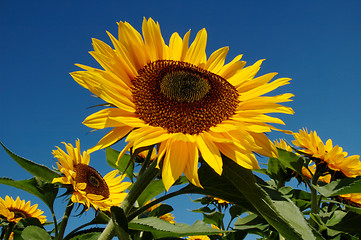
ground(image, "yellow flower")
xmin=0 ymin=196 xmax=46 ymax=224
xmin=293 ymin=128 xmax=361 ymax=178
xmin=274 ymin=139 xmax=293 ymax=152
xmin=187 ymin=236 xmax=210 ymax=240
xmin=52 ymin=140 xmax=131 ymax=211
xmin=146 ymin=198 xmax=175 ymax=224
xmin=338 ymin=193 xmax=361 ymax=208
xmin=71 ymin=18 xmax=294 ymax=190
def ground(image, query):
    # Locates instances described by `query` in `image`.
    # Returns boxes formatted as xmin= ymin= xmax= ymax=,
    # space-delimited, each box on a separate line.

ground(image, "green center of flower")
xmin=74 ymin=164 xmax=110 ymax=199
xmin=132 ymin=60 xmax=239 ymax=135
xmin=160 ymin=71 xmax=210 ymax=103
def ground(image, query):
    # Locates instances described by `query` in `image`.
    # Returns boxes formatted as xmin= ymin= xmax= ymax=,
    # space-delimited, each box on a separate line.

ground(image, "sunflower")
xmin=146 ymin=198 xmax=175 ymax=224
xmin=338 ymin=193 xmax=361 ymax=208
xmin=0 ymin=196 xmax=46 ymax=224
xmin=71 ymin=18 xmax=294 ymax=190
xmin=274 ymin=139 xmax=293 ymax=152
xmin=187 ymin=236 xmax=210 ymax=240
xmin=52 ymin=140 xmax=131 ymax=211
xmin=292 ymin=128 xmax=361 ymax=178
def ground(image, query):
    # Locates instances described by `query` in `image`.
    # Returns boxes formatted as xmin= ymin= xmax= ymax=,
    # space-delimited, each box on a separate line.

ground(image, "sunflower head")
xmin=338 ymin=193 xmax=361 ymax=208
xmin=52 ymin=140 xmax=131 ymax=211
xmin=0 ymin=196 xmax=46 ymax=224
xmin=293 ymin=128 xmax=361 ymax=178
xmin=72 ymin=18 xmax=294 ymax=190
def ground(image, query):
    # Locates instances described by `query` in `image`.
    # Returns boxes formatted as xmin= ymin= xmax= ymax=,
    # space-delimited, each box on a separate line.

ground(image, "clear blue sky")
xmin=1 ymin=0 xmax=361 ymax=239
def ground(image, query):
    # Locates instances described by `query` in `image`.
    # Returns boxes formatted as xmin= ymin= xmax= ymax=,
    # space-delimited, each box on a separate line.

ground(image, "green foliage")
xmin=129 ymin=217 xmax=226 ymax=238
xmin=21 ymin=226 xmax=52 ymax=240
xmin=106 ymin=147 xmax=134 ymax=180
xmin=314 ymin=177 xmax=361 ymax=197
xmin=0 ymin=177 xmax=58 ymax=212
xmin=0 ymin=142 xmax=60 ymax=183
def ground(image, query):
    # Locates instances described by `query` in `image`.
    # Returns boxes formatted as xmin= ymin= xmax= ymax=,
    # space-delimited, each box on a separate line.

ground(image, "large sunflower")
xmin=292 ymin=128 xmax=361 ymax=178
xmin=52 ymin=140 xmax=131 ymax=211
xmin=71 ymin=18 xmax=294 ymax=190
xmin=0 ymin=196 xmax=46 ymax=224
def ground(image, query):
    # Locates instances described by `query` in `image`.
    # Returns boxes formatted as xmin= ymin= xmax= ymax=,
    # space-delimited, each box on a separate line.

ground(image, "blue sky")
xmin=1 ymin=0 xmax=361 ymax=238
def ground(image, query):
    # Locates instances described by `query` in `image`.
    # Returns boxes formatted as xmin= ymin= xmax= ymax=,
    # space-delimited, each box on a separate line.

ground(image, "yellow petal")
xmin=184 ymin=28 xmax=207 ymax=65
xmin=195 ymin=134 xmax=222 ymax=175
xmin=89 ymin=127 xmax=133 ymax=153
xmin=162 ymin=139 xmax=189 ymax=190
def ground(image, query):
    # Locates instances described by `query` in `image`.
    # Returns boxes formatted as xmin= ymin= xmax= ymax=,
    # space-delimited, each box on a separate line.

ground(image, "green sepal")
xmin=0 ymin=142 xmax=60 ymax=182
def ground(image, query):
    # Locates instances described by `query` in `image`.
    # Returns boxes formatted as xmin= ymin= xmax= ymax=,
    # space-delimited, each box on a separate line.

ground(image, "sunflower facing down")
xmin=52 ymin=140 xmax=131 ymax=211
xmin=0 ymin=196 xmax=46 ymax=224
xmin=292 ymin=128 xmax=361 ymax=178
xmin=71 ymin=18 xmax=294 ymax=190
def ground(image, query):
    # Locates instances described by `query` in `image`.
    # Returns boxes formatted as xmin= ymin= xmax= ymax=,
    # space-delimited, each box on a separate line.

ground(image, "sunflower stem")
xmin=99 ymin=157 xmax=160 ymax=240
xmin=56 ymin=199 xmax=74 ymax=240
xmin=310 ymin=167 xmax=322 ymax=228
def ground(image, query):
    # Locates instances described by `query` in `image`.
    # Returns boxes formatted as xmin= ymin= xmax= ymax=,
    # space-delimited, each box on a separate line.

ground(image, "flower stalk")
xmin=56 ymin=199 xmax=74 ymax=240
xmin=99 ymin=154 xmax=160 ymax=240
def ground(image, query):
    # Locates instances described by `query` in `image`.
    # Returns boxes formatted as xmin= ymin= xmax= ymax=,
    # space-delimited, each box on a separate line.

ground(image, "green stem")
xmin=51 ymin=209 xmax=59 ymax=238
xmin=310 ymin=168 xmax=322 ymax=228
xmin=57 ymin=199 xmax=74 ymax=240
xmin=98 ymin=158 xmax=160 ymax=240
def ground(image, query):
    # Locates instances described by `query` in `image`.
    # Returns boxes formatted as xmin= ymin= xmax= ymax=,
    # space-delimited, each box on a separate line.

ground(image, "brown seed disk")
xmin=132 ymin=60 xmax=239 ymax=135
xmin=9 ymin=208 xmax=31 ymax=219
xmin=74 ymin=164 xmax=110 ymax=199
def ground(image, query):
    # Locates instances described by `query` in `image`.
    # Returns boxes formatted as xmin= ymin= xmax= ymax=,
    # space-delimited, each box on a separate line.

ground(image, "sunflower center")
xmin=160 ymin=71 xmax=210 ymax=103
xmin=74 ymin=164 xmax=110 ymax=199
xmin=132 ymin=60 xmax=239 ymax=135
xmin=9 ymin=208 xmax=30 ymax=219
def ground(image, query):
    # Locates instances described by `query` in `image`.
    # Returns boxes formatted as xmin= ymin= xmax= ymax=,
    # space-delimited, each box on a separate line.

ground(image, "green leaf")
xmin=67 ymin=228 xmax=104 ymax=240
xmin=149 ymin=204 xmax=173 ymax=218
xmin=106 ymin=148 xmax=134 ymax=179
xmin=129 ymin=218 xmax=226 ymax=238
xmin=12 ymin=218 xmax=44 ymax=240
xmin=314 ymin=177 xmax=361 ymax=197
xmin=274 ymin=148 xmax=305 ymax=175
xmin=21 ymin=226 xmax=52 ymax=240
xmin=69 ymin=232 xmax=102 ymax=240
xmin=327 ymin=210 xmax=361 ymax=233
xmin=234 ymin=213 xmax=269 ymax=231
xmin=202 ymin=211 xmax=224 ymax=227
xmin=0 ymin=177 xmax=58 ymax=212
xmin=221 ymin=157 xmax=324 ymax=240
xmin=1 ymin=142 xmax=60 ymax=182
xmin=137 ymin=179 xmax=166 ymax=207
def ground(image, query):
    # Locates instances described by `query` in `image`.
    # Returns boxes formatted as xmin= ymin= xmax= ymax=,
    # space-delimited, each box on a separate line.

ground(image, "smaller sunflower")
xmin=187 ymin=235 xmax=210 ymax=240
xmin=52 ymin=140 xmax=131 ymax=211
xmin=338 ymin=193 xmax=361 ymax=208
xmin=274 ymin=139 xmax=293 ymax=152
xmin=146 ymin=198 xmax=175 ymax=224
xmin=0 ymin=196 xmax=46 ymax=224
xmin=292 ymin=128 xmax=361 ymax=178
